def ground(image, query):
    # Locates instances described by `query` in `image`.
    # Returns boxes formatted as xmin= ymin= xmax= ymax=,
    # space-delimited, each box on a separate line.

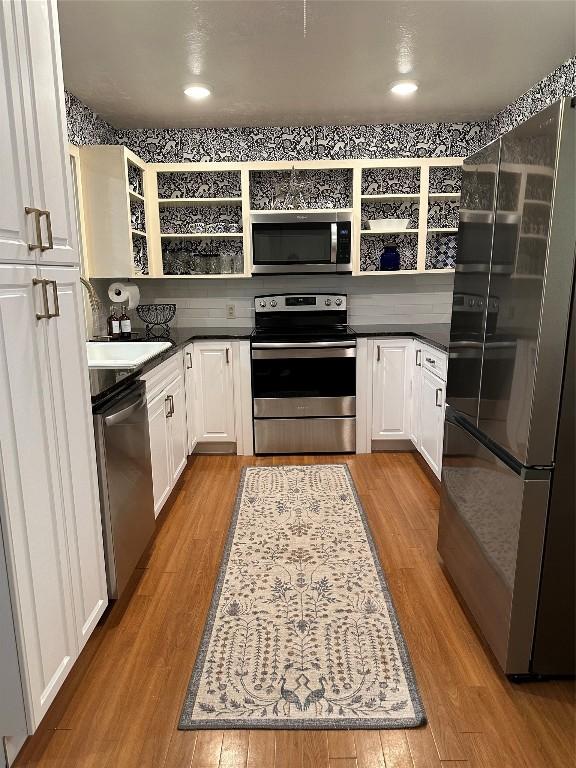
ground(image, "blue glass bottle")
xmin=379 ymin=244 xmax=400 ymax=271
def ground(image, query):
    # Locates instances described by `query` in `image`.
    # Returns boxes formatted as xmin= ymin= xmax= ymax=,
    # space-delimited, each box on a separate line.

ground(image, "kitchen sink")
xmin=86 ymin=341 xmax=172 ymax=369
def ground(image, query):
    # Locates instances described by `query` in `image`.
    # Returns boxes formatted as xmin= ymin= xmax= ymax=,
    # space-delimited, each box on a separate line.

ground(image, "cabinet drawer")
xmin=422 ymin=345 xmax=447 ymax=381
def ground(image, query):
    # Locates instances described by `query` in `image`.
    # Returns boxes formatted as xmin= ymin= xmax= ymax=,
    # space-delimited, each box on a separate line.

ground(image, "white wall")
xmin=94 ymin=273 xmax=454 ymax=329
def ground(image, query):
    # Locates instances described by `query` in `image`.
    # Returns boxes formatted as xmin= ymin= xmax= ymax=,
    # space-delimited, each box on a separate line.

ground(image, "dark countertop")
xmin=90 ymin=326 xmax=254 ymax=407
xmin=89 ymin=323 xmax=450 ymax=407
xmin=351 ymin=323 xmax=450 ymax=352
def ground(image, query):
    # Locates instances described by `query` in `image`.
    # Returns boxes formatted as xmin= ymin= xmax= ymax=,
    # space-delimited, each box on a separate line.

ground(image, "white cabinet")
xmin=0 ymin=265 xmax=106 ymax=731
xmin=410 ymin=342 xmax=424 ymax=447
xmin=141 ymin=356 xmax=187 ymax=517
xmin=183 ymin=344 xmax=198 ymax=454
xmin=39 ymin=267 xmax=107 ymax=648
xmin=371 ymin=339 xmax=412 ymax=441
xmin=0 ymin=0 xmax=78 ymax=267
xmin=419 ymin=367 xmax=446 ymax=479
xmin=193 ymin=342 xmax=236 ymax=443
xmin=148 ymin=389 xmax=173 ymax=516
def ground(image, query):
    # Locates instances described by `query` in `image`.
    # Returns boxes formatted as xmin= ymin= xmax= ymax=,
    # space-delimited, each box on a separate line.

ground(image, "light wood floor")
xmin=15 ymin=454 xmax=575 ymax=767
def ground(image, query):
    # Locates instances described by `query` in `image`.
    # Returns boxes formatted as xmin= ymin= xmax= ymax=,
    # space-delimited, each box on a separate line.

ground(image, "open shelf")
xmin=131 ymin=228 xmax=146 ymax=237
xmin=356 ymin=269 xmax=420 ymax=276
xmin=129 ymin=190 xmax=145 ymax=203
xmin=427 ymin=227 xmax=458 ymax=233
xmin=361 ymin=229 xmax=419 ymax=235
xmin=429 ymin=193 xmax=461 ymax=199
xmin=361 ymin=193 xmax=419 ymax=200
xmin=158 ymin=197 xmax=242 ymax=207
xmin=160 ymin=232 xmax=243 ymax=239
xmin=250 ymin=208 xmax=353 ymax=215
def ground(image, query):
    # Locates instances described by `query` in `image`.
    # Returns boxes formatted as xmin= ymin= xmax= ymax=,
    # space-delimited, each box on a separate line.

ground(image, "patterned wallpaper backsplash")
xmin=65 ymin=58 xmax=575 ymax=163
xmin=250 ymin=168 xmax=353 ymax=209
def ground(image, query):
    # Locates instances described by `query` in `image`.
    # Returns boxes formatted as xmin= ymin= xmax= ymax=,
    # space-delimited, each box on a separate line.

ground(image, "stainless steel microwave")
xmin=251 ymin=211 xmax=352 ymax=275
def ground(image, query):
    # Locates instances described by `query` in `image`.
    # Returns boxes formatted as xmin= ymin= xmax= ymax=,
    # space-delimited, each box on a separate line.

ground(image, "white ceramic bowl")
xmin=367 ymin=219 xmax=411 ymax=232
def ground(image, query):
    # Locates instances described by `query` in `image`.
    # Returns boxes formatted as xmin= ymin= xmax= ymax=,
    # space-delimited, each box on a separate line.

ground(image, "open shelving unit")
xmin=81 ymin=152 xmax=465 ymax=279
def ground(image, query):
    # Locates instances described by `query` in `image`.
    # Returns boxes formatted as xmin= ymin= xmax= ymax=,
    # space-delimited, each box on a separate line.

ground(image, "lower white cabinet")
xmin=141 ymin=355 xmax=187 ymax=517
xmin=419 ymin=367 xmax=446 ymax=478
xmin=371 ymin=339 xmax=413 ymax=441
xmin=193 ymin=341 xmax=236 ymax=443
xmin=410 ymin=342 xmax=424 ymax=447
xmin=0 ymin=264 xmax=107 ymax=731
xmin=183 ymin=343 xmax=198 ymax=454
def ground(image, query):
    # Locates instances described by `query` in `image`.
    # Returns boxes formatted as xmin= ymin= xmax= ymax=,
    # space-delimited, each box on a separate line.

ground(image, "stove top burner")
xmin=253 ymin=293 xmax=352 ymax=343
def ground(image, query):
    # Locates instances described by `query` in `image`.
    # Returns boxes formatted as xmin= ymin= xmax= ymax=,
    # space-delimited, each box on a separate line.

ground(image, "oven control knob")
xmin=270 ymin=299 xmax=277 ymax=307
xmin=335 ymin=298 xmax=342 ymax=306
xmin=325 ymin=298 xmax=332 ymax=306
xmin=259 ymin=300 xmax=267 ymax=308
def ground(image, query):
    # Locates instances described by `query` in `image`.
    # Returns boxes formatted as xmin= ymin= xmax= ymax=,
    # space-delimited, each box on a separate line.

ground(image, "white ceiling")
xmin=58 ymin=0 xmax=575 ymax=129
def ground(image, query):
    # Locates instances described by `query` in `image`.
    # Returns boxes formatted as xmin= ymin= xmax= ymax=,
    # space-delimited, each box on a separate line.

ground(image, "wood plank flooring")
xmin=14 ymin=454 xmax=575 ymax=767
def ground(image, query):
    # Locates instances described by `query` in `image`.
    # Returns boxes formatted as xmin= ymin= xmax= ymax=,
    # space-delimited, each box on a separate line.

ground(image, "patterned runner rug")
xmin=179 ymin=464 xmax=425 ymax=729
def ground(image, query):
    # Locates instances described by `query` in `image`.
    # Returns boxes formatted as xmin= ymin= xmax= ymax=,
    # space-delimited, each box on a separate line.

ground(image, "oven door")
xmin=252 ymin=341 xmax=356 ymax=453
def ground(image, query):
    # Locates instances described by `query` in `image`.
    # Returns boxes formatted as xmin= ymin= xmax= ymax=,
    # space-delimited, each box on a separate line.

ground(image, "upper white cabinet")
xmin=193 ymin=342 xmax=236 ymax=443
xmin=0 ymin=0 xmax=78 ymax=267
xmin=419 ymin=367 xmax=446 ymax=479
xmin=371 ymin=339 xmax=413 ymax=441
xmin=79 ymin=146 xmax=153 ymax=278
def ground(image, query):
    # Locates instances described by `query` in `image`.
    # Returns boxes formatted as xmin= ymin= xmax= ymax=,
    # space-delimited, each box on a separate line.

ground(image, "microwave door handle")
xmin=330 ymin=223 xmax=337 ymax=264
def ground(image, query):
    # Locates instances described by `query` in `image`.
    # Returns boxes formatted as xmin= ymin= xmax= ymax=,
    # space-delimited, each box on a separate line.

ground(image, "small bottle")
xmin=119 ymin=305 xmax=132 ymax=339
xmin=107 ymin=305 xmax=120 ymax=338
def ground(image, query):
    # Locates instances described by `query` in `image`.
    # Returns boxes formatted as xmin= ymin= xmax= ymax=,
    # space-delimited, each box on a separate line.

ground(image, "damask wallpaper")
xmin=66 ymin=57 xmax=575 ymax=160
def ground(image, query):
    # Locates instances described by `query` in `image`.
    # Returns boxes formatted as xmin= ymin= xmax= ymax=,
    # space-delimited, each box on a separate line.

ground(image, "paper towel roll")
xmin=107 ymin=282 xmax=140 ymax=310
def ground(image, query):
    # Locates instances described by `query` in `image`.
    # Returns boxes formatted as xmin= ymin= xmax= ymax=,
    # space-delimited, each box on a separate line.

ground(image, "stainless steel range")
xmin=251 ymin=293 xmax=356 ymax=454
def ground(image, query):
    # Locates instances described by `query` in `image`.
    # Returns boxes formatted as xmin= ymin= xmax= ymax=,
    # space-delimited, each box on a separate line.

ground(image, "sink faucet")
xmin=80 ymin=277 xmax=106 ymax=338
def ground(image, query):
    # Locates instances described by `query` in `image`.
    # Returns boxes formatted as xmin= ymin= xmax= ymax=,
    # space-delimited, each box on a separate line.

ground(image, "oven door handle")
xmin=252 ymin=341 xmax=356 ymax=349
xmin=252 ymin=347 xmax=356 ymax=360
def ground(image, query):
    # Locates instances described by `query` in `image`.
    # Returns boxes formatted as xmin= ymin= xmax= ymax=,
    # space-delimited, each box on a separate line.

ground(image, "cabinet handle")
xmin=426 ymin=357 xmax=435 ymax=365
xmin=168 ymin=394 xmax=174 ymax=416
xmin=40 ymin=210 xmax=54 ymax=251
xmin=416 ymin=349 xmax=421 ymax=366
xmin=225 ymin=347 xmax=230 ymax=364
xmin=376 ymin=345 xmax=381 ymax=362
xmin=165 ymin=396 xmax=171 ymax=418
xmin=47 ymin=280 xmax=59 ymax=317
xmin=25 ymin=207 xmax=43 ymax=251
xmin=186 ymin=351 xmax=193 ymax=369
xmin=436 ymin=388 xmax=443 ymax=407
xmin=32 ymin=278 xmax=50 ymax=319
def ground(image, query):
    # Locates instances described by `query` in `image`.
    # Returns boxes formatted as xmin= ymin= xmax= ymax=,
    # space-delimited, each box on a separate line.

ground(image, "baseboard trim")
xmin=413 ymin=451 xmax=441 ymax=492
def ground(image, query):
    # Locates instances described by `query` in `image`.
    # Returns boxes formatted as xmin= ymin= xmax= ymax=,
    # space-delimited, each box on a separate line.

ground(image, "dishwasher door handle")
xmin=104 ymin=396 xmax=146 ymax=426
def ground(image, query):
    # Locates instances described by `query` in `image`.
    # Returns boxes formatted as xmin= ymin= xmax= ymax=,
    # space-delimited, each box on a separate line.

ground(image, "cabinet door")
xmin=372 ymin=340 xmax=412 ymax=440
xmin=0 ymin=1 xmax=34 ymax=264
xmin=39 ymin=266 xmax=107 ymax=649
xmin=15 ymin=0 xmax=78 ymax=266
xmin=183 ymin=345 xmax=198 ymax=454
xmin=194 ymin=342 xmax=236 ymax=442
xmin=0 ymin=264 xmax=76 ymax=730
xmin=166 ymin=372 xmax=187 ymax=486
xmin=420 ymin=368 xmax=446 ymax=479
xmin=410 ymin=343 xmax=423 ymax=447
xmin=148 ymin=390 xmax=172 ymax=517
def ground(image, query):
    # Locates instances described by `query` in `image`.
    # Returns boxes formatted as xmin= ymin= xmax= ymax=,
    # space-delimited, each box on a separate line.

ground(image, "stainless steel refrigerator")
xmin=438 ymin=98 xmax=575 ymax=677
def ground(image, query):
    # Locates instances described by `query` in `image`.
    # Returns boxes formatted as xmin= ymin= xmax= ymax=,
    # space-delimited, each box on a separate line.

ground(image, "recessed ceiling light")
xmin=390 ymin=81 xmax=418 ymax=96
xmin=184 ymin=85 xmax=211 ymax=100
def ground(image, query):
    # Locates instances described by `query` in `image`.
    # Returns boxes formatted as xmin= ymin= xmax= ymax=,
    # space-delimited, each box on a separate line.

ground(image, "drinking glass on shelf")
xmin=208 ymin=254 xmax=221 ymax=274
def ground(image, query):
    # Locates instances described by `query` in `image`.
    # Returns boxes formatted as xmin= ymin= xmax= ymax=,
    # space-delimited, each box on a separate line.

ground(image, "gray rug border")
xmin=179 ymin=463 xmax=427 ymax=730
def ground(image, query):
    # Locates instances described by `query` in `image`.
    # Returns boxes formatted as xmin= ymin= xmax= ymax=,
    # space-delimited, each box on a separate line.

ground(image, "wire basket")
xmin=136 ymin=304 xmax=176 ymax=339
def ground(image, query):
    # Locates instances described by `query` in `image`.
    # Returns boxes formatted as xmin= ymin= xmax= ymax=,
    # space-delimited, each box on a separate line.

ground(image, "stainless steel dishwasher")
xmin=93 ymin=382 xmax=155 ymax=599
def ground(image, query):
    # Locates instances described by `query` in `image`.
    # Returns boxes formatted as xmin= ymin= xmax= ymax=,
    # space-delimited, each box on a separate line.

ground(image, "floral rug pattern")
xmin=179 ymin=464 xmax=425 ymax=729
